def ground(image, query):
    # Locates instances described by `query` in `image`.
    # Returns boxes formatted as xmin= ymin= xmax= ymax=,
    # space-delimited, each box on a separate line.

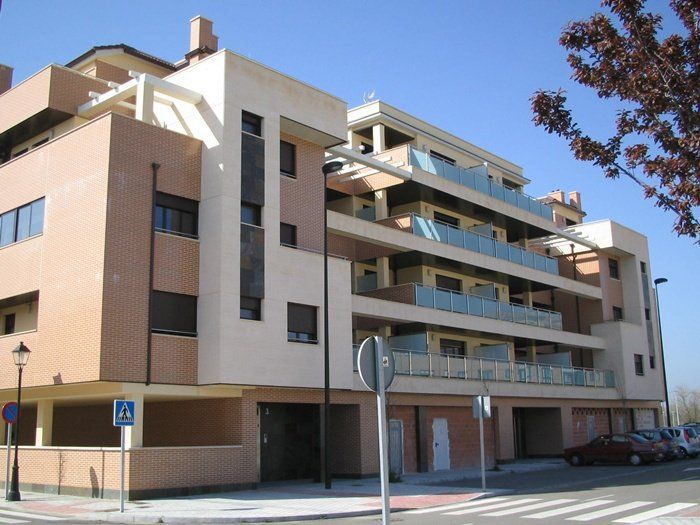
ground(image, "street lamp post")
xmin=7 ymin=342 xmax=30 ymax=502
xmin=321 ymin=160 xmax=343 ymax=490
xmin=653 ymin=277 xmax=670 ymax=427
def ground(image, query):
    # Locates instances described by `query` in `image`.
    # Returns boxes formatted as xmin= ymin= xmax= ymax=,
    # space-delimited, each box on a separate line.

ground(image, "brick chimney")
xmin=0 ymin=64 xmax=13 ymax=95
xmin=547 ymin=190 xmax=565 ymax=203
xmin=187 ymin=16 xmax=218 ymax=64
xmin=568 ymin=191 xmax=582 ymax=210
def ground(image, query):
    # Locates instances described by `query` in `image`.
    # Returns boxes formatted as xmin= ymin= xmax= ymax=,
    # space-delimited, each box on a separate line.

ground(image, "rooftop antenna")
xmin=363 ymin=89 xmax=376 ymax=104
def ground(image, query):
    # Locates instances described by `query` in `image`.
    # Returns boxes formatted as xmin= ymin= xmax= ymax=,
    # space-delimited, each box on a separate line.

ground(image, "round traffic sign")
xmin=2 ymin=402 xmax=18 ymax=424
xmin=357 ymin=336 xmax=395 ymax=393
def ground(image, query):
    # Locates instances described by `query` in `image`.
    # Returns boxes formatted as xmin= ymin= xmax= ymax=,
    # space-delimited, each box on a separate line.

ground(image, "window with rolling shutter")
xmin=287 ymin=303 xmax=317 ymax=344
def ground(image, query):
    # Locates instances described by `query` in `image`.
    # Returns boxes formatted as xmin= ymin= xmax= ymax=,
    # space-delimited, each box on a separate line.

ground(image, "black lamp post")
xmin=653 ymin=277 xmax=671 ymax=427
xmin=7 ymin=341 xmax=30 ymax=502
xmin=321 ymin=160 xmax=343 ymax=490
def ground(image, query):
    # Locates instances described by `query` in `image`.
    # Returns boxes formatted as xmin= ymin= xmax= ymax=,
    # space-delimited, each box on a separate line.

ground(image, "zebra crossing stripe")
xmin=404 ymin=497 xmax=509 ymax=514
xmin=482 ymin=498 xmax=577 ymax=517
xmin=446 ymin=498 xmax=542 ymax=515
xmin=567 ymin=501 xmax=654 ymax=521
xmin=0 ymin=516 xmax=27 ymax=524
xmin=524 ymin=499 xmax=615 ymax=519
xmin=0 ymin=509 xmax=65 ymax=521
xmin=612 ymin=503 xmax=698 ymax=524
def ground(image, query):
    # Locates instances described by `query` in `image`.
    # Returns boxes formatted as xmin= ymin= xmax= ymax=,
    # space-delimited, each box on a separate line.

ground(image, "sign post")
xmin=113 ymin=400 xmax=135 ymax=513
xmin=472 ymin=395 xmax=491 ymax=491
xmin=357 ymin=336 xmax=395 ymax=525
xmin=2 ymin=402 xmax=18 ymax=500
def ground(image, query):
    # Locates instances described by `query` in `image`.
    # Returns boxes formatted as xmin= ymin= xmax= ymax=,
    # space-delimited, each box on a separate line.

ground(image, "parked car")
xmin=631 ymin=429 xmax=679 ymax=461
xmin=564 ymin=433 xmax=664 ymax=466
xmin=658 ymin=426 xmax=699 ymax=458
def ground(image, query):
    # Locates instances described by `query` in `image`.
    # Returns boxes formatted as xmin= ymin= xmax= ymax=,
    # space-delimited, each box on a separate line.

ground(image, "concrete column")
xmin=135 ymin=78 xmax=155 ymax=124
xmin=35 ymin=399 xmax=54 ymax=446
xmin=526 ymin=344 xmax=537 ymax=364
xmin=496 ymin=403 xmax=514 ymax=461
xmin=372 ymin=124 xmax=386 ymax=154
xmin=522 ymin=289 xmax=533 ymax=307
xmin=378 ymin=326 xmax=391 ymax=339
xmin=374 ymin=189 xmax=388 ymax=220
xmin=348 ymin=130 xmax=363 ymax=151
xmin=377 ymin=257 xmax=391 ymax=288
xmin=561 ymin=405 xmax=574 ymax=449
xmin=124 ymin=393 xmax=144 ymax=449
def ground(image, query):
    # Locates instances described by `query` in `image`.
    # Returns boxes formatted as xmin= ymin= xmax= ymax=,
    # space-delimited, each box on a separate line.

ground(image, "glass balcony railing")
xmin=408 ymin=148 xmax=554 ymax=221
xmin=414 ymin=283 xmax=563 ymax=330
xmin=410 ymin=214 xmax=559 ymax=275
xmin=352 ymin=346 xmax=615 ymax=388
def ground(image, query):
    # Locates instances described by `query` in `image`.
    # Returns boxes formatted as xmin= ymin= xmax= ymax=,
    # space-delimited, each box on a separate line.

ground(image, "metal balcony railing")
xmin=352 ymin=346 xmax=615 ymax=388
xmin=408 ymin=147 xmax=554 ymax=221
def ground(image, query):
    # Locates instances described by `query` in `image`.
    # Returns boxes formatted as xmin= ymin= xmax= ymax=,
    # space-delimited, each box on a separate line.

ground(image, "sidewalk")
xmin=0 ymin=460 xmax=567 ymax=523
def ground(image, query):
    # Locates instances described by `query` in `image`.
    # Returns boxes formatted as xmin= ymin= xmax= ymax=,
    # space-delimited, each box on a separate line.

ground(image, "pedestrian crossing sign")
xmin=113 ymin=400 xmax=135 ymax=427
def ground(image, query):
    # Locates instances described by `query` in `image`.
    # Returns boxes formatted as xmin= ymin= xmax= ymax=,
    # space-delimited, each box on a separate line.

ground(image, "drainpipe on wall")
xmin=146 ymin=162 xmax=161 ymax=385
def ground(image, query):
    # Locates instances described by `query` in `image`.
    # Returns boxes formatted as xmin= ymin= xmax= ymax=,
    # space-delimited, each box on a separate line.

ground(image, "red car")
xmin=564 ymin=433 xmax=664 ymax=466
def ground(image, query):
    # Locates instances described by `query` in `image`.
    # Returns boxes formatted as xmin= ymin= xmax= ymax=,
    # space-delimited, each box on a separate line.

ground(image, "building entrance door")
xmin=259 ymin=403 xmax=320 ymax=482
xmin=432 ymin=418 xmax=450 ymax=470
xmin=389 ymin=419 xmax=404 ymax=475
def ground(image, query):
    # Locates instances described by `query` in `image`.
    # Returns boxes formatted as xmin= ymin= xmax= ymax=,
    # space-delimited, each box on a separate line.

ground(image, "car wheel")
xmin=678 ymin=447 xmax=688 ymax=459
xmin=628 ymin=453 xmax=643 ymax=466
xmin=569 ymin=454 xmax=583 ymax=467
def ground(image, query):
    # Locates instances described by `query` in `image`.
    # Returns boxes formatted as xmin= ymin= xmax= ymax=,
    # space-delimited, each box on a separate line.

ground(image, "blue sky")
xmin=1 ymin=1 xmax=696 ymax=392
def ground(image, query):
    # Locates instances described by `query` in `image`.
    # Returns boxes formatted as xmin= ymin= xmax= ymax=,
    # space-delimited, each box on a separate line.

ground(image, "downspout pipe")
xmin=146 ymin=162 xmax=160 ymax=385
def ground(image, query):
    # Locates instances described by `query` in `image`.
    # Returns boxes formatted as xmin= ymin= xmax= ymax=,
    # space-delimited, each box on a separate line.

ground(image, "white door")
xmin=432 ymin=418 xmax=450 ymax=471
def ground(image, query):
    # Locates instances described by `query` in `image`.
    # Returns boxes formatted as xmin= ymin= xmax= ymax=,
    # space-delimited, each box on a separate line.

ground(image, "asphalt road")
xmin=287 ymin=458 xmax=700 ymax=525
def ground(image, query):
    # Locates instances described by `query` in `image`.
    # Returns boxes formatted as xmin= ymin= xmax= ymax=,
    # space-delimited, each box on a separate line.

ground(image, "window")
xmin=435 ymin=274 xmax=462 ymax=292
xmin=608 ymin=258 xmax=620 ymax=279
xmin=241 ymin=203 xmax=261 ymax=226
xmin=242 ymin=111 xmax=262 ymax=136
xmin=645 ymin=308 xmax=651 ymax=321
xmin=280 ymin=223 xmax=297 ymax=247
xmin=634 ymin=354 xmax=644 ymax=375
xmin=287 ymin=303 xmax=317 ymax=344
xmin=280 ymin=140 xmax=296 ymax=178
xmin=151 ymin=291 xmax=197 ymax=336
xmin=429 ymin=150 xmax=456 ymax=165
xmin=360 ymin=142 xmax=373 ymax=155
xmin=440 ymin=339 xmax=465 ymax=356
xmin=0 ymin=198 xmax=45 ymax=247
xmin=565 ymin=218 xmax=577 ymax=226
xmin=613 ymin=306 xmax=624 ymax=321
xmin=649 ymin=355 xmax=656 ymax=369
xmin=433 ymin=211 xmax=459 ymax=226
xmin=640 ymin=261 xmax=647 ymax=274
xmin=3 ymin=314 xmax=15 ymax=335
xmin=240 ymin=296 xmax=261 ymax=320
xmin=155 ymin=193 xmax=198 ymax=238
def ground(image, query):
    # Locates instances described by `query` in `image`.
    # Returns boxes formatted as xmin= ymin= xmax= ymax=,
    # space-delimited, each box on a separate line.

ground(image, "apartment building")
xmin=0 ymin=17 xmax=665 ymax=498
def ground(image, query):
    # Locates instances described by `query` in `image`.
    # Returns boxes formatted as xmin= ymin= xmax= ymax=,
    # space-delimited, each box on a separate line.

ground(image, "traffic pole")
xmin=479 ymin=397 xmax=486 ymax=491
xmin=120 ymin=426 xmax=125 ymax=513
xmin=4 ymin=424 xmax=10 ymax=499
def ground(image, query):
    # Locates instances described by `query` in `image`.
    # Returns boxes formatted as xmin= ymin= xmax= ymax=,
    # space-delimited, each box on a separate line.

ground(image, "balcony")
xmin=352 ymin=346 xmax=615 ymax=388
xmin=360 ymin=283 xmax=563 ymax=330
xmin=377 ymin=213 xmax=559 ymax=275
xmin=404 ymin=147 xmax=553 ymax=221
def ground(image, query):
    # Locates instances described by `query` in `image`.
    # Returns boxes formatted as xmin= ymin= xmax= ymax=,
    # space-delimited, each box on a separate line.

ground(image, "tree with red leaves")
xmin=532 ymin=0 xmax=699 ymax=240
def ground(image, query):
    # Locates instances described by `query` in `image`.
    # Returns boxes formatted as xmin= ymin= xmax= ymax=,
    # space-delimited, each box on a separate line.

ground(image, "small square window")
xmin=287 ymin=303 xmax=317 ymax=344
xmin=609 ymin=258 xmax=620 ymax=279
xmin=649 ymin=355 xmax=656 ymax=369
xmin=241 ymin=296 xmax=261 ymax=320
xmin=613 ymin=306 xmax=624 ymax=321
xmin=634 ymin=354 xmax=644 ymax=375
xmin=433 ymin=211 xmax=459 ymax=227
xmin=241 ymin=202 xmax=261 ymax=226
xmin=645 ymin=308 xmax=651 ymax=321
xmin=640 ymin=261 xmax=647 ymax=274
xmin=3 ymin=313 xmax=15 ymax=335
xmin=242 ymin=111 xmax=262 ymax=137
xmin=280 ymin=140 xmax=296 ymax=178
xmin=280 ymin=222 xmax=297 ymax=247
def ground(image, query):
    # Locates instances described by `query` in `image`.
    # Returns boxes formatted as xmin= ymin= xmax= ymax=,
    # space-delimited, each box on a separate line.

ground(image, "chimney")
xmin=0 ymin=64 xmax=13 ymax=95
xmin=568 ymin=191 xmax=582 ymax=210
xmin=187 ymin=16 xmax=218 ymax=64
xmin=547 ymin=190 xmax=565 ymax=203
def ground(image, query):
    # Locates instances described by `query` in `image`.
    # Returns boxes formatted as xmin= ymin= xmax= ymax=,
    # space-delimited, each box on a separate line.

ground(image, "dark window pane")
xmin=609 ymin=259 xmax=619 ymax=279
xmin=241 ymin=203 xmax=261 ymax=226
xmin=240 ymin=223 xmax=265 ymax=298
xmin=240 ymin=296 xmax=261 ymax=320
xmin=280 ymin=222 xmax=297 ymax=246
xmin=430 ymin=150 xmax=456 ymax=165
xmin=634 ymin=354 xmax=644 ymax=375
xmin=440 ymin=339 xmax=465 ymax=356
xmin=435 ymin=274 xmax=462 ymax=292
xmin=151 ymin=291 xmax=197 ymax=335
xmin=155 ymin=206 xmax=165 ymax=230
xmin=242 ymin=111 xmax=262 ymax=136
xmin=288 ymin=303 xmax=317 ymax=343
xmin=154 ymin=193 xmax=198 ymax=237
xmin=433 ymin=211 xmax=459 ymax=226
xmin=29 ymin=198 xmax=44 ymax=237
xmin=3 ymin=314 xmax=15 ymax=335
xmin=613 ymin=306 xmax=623 ymax=321
xmin=649 ymin=356 xmax=656 ymax=369
xmin=16 ymin=205 xmax=31 ymax=241
xmin=280 ymin=140 xmax=296 ymax=178
xmin=242 ymin=133 xmax=265 ymax=206
xmin=0 ymin=210 xmax=16 ymax=247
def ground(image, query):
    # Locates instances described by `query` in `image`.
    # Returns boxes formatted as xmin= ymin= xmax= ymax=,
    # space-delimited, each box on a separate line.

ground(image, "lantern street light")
xmin=321 ymin=160 xmax=344 ymax=490
xmin=7 ymin=341 xmax=30 ymax=501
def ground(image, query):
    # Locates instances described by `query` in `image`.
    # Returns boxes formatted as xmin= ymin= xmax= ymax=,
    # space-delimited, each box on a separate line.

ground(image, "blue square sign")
xmin=113 ymin=400 xmax=135 ymax=427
